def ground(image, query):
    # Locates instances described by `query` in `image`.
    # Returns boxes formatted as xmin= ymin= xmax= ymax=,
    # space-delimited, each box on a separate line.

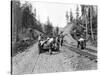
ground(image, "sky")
xmin=20 ymin=1 xmax=81 ymax=28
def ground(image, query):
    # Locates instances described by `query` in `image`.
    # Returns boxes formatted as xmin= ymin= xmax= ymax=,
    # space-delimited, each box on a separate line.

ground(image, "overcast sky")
xmin=20 ymin=1 xmax=81 ymax=27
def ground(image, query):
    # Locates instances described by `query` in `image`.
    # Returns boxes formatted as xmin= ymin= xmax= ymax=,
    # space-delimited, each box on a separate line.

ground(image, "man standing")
xmin=38 ymin=34 xmax=42 ymax=43
xmin=61 ymin=35 xmax=64 ymax=46
xmin=38 ymin=34 xmax=42 ymax=54
xmin=59 ymin=31 xmax=64 ymax=46
xmin=77 ymin=35 xmax=85 ymax=49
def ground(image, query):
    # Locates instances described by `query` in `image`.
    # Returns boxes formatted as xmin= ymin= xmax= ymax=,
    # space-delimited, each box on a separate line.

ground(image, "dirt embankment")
xmin=12 ymin=43 xmax=39 ymax=75
xmin=63 ymin=23 xmax=77 ymax=46
xmin=12 ymin=42 xmax=97 ymax=75
xmin=12 ymin=23 xmax=97 ymax=75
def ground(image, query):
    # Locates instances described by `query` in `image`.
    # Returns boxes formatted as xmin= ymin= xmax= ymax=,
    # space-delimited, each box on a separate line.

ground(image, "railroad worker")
xmin=38 ymin=34 xmax=41 ymax=47
xmin=77 ymin=35 xmax=85 ymax=49
xmin=46 ymin=37 xmax=54 ymax=54
xmin=38 ymin=34 xmax=42 ymax=54
xmin=38 ymin=34 xmax=45 ymax=47
xmin=57 ymin=34 xmax=60 ymax=43
xmin=60 ymin=34 xmax=64 ymax=46
xmin=56 ymin=35 xmax=60 ymax=51
xmin=77 ymin=37 xmax=82 ymax=48
xmin=59 ymin=32 xmax=63 ymax=46
xmin=76 ymin=31 xmax=81 ymax=48
xmin=48 ymin=38 xmax=54 ymax=44
xmin=38 ymin=34 xmax=42 ymax=43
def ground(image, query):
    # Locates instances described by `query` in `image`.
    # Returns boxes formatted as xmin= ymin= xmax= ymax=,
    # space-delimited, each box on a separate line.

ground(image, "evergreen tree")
xmin=45 ymin=17 xmax=53 ymax=37
xmin=65 ymin=11 xmax=69 ymax=23
xmin=69 ymin=9 xmax=73 ymax=22
xmin=76 ymin=5 xmax=79 ymax=20
xmin=21 ymin=2 xmax=36 ymax=29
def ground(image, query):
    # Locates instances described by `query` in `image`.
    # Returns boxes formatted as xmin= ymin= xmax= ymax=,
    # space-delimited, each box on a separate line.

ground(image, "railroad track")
xmin=32 ymin=44 xmax=97 ymax=73
xmin=85 ymin=48 xmax=97 ymax=53
xmin=32 ymin=53 xmax=40 ymax=72
xmin=64 ymin=45 xmax=97 ymax=62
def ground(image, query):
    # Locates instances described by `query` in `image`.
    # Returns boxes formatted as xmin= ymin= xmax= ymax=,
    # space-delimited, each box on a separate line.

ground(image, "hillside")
xmin=63 ymin=23 xmax=77 ymax=46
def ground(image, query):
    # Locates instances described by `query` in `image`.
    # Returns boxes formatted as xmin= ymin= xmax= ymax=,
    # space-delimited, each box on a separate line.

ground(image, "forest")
xmin=67 ymin=5 xmax=97 ymax=47
xmin=11 ymin=0 xmax=59 ymax=56
xmin=11 ymin=0 xmax=97 ymax=56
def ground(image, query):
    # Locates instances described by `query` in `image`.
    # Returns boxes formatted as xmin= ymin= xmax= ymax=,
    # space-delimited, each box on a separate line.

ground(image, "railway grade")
xmin=64 ymin=45 xmax=97 ymax=62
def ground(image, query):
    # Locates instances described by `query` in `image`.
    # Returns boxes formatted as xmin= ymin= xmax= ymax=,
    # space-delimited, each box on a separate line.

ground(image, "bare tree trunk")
xmin=85 ymin=15 xmax=88 ymax=40
xmin=90 ymin=6 xmax=94 ymax=41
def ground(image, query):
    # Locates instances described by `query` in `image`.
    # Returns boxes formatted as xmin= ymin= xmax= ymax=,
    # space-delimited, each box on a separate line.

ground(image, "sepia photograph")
xmin=11 ymin=0 xmax=97 ymax=75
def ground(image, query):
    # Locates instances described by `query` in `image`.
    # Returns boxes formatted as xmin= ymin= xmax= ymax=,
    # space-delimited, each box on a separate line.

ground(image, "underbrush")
xmin=12 ymin=39 xmax=36 ymax=57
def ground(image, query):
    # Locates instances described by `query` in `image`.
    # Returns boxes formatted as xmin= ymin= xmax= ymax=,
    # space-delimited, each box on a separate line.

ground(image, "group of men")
xmin=38 ymin=31 xmax=86 ymax=55
xmin=38 ymin=33 xmax=64 ymax=54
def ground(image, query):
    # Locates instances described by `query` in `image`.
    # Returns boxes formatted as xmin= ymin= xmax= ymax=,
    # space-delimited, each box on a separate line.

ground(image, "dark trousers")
xmin=77 ymin=41 xmax=80 ymax=48
xmin=61 ymin=39 xmax=63 ymax=46
xmin=77 ymin=40 xmax=86 ymax=49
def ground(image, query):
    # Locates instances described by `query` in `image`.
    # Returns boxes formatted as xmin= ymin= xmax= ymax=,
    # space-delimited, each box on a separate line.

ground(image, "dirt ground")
xmin=12 ymin=42 xmax=97 ymax=75
xmin=12 ymin=23 xmax=97 ymax=75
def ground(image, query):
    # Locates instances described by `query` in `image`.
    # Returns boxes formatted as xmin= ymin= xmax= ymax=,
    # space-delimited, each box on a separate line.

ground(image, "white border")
xmin=0 ymin=0 xmax=100 ymax=75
